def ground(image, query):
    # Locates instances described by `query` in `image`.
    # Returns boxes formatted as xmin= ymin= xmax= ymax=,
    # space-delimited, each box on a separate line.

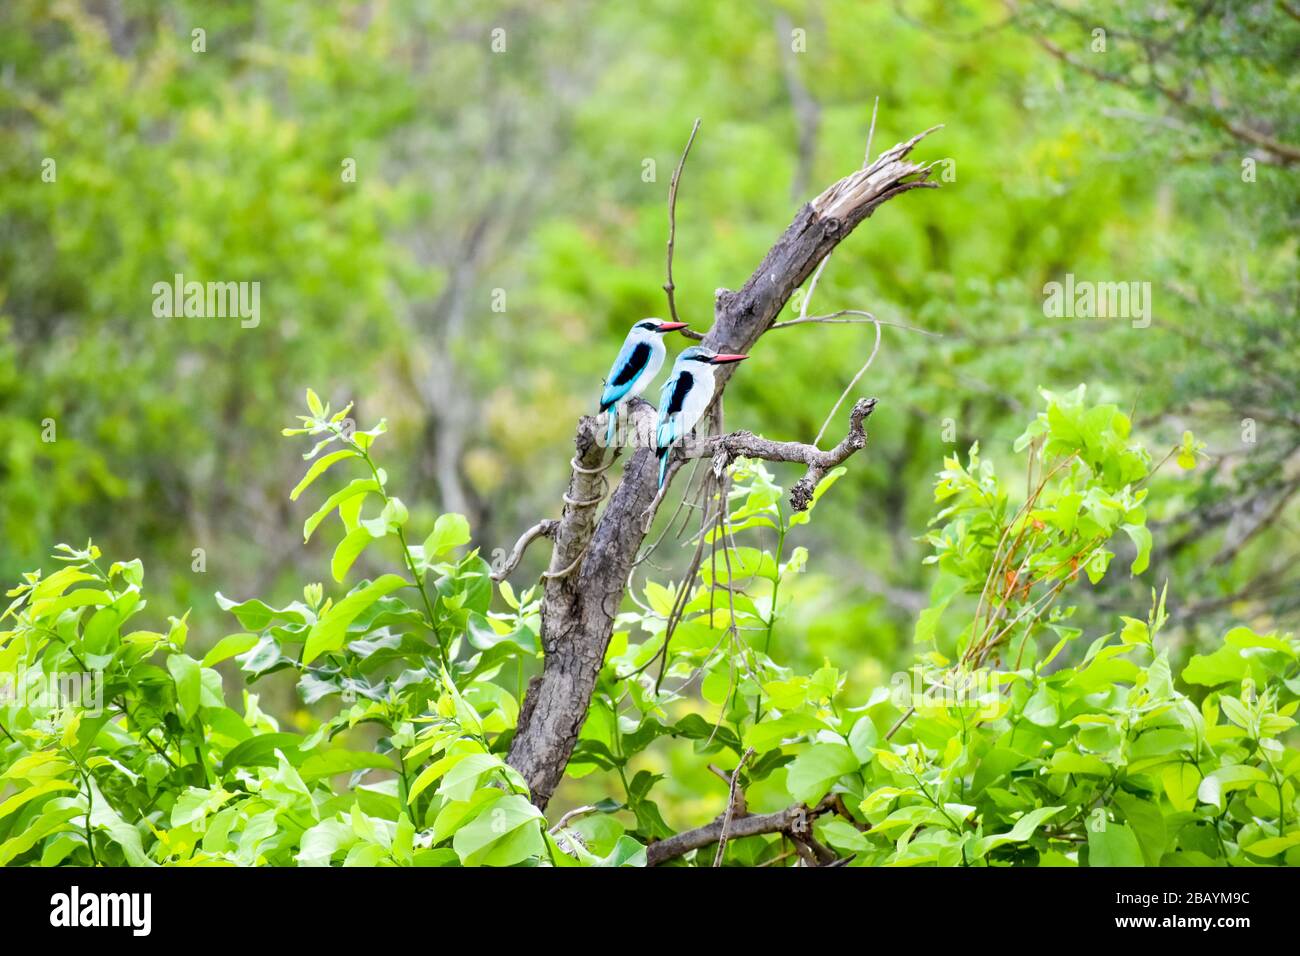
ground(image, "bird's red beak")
xmin=709 ymin=353 xmax=749 ymax=364
xmin=656 ymin=321 xmax=690 ymax=333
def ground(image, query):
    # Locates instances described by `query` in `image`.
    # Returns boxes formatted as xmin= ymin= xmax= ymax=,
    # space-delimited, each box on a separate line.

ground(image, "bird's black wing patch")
xmin=604 ymin=342 xmax=652 ymax=403
xmin=666 ymin=370 xmax=694 ymax=416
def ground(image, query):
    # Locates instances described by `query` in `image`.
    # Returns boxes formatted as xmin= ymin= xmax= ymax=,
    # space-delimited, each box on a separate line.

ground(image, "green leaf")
xmin=296 ymin=817 xmax=354 ymax=867
xmin=818 ymin=817 xmax=872 ymax=854
xmin=441 ymin=556 xmax=493 ymax=619
xmin=452 ymin=794 xmax=545 ymax=866
xmin=1112 ymin=791 xmax=1166 ymax=866
xmin=1244 ymin=832 xmax=1300 ymax=858
xmin=290 ymin=450 xmax=357 ymax=502
xmin=464 ymin=613 xmax=538 ymax=656
xmin=219 ymin=733 xmax=304 ymax=774
xmin=1046 ymin=751 xmax=1110 ymax=776
xmin=438 ymin=753 xmax=501 ymax=803
xmin=406 ymin=754 xmax=458 ymax=806
xmin=847 ymin=716 xmax=879 ymax=763
xmin=166 ymin=654 xmax=202 ymax=724
xmin=424 ymin=513 xmax=472 ymax=558
xmin=83 ymin=591 xmax=138 ymax=655
xmin=30 ymin=566 xmax=97 ymax=601
xmin=2 ymin=752 xmax=73 ymax=783
xmin=236 ymin=635 xmax=288 ymax=678
xmin=600 ymin=835 xmax=647 ymax=867
xmin=1197 ymin=764 xmax=1267 ymax=810
xmin=1087 ymin=821 xmax=1145 ymax=867
xmin=300 ymin=750 xmax=397 ymax=782
xmin=0 ymin=804 xmax=80 ymax=866
xmin=1161 ymin=763 xmax=1201 ymax=813
xmin=0 ymin=780 xmax=78 ymax=822
xmin=1118 ymin=616 xmax=1149 ymax=645
xmin=202 ymin=632 xmax=260 ymax=667
xmin=214 ymin=593 xmax=307 ymax=630
xmin=1181 ymin=644 xmax=1248 ymax=686
xmin=302 ymin=574 xmax=409 ymax=664
xmin=29 ymin=588 xmax=113 ymax=620
xmin=433 ymin=789 xmax=504 ymax=843
xmin=913 ymin=604 xmax=946 ymax=646
xmin=970 ymin=805 xmax=1064 ymax=859
xmin=785 ymin=743 xmax=859 ymax=805
xmin=1022 ymin=685 xmax=1059 ymax=727
xmin=170 ymin=786 xmax=233 ymax=828
xmin=303 ymin=479 xmax=381 ymax=542
xmin=1218 ymin=695 xmax=1252 ymax=730
xmin=362 ymin=497 xmax=408 ymax=536
xmin=331 ymin=526 xmax=376 ymax=583
xmin=1120 ymin=523 xmax=1152 ymax=575
xmin=743 ymin=714 xmax=826 ymax=754
xmin=89 ymin=779 xmax=151 ymax=866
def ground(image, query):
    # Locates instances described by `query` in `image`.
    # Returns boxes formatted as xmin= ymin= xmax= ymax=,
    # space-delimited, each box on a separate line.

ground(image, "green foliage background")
xmin=0 ymin=1 xmax=1296 ymax=866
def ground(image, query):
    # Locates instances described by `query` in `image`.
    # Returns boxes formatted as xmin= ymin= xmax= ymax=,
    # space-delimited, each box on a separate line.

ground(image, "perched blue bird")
xmin=654 ymin=346 xmax=749 ymax=486
xmin=600 ymin=319 xmax=689 ymax=450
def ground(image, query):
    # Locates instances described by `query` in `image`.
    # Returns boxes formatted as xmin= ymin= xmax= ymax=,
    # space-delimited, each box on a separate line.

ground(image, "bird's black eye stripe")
xmin=637 ymin=321 xmax=657 ymax=331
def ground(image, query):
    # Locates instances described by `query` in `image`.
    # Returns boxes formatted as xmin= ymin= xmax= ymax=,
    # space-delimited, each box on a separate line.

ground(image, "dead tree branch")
xmin=505 ymin=125 xmax=941 ymax=809
xmin=490 ymin=519 xmax=559 ymax=582
xmin=676 ymin=397 xmax=879 ymax=511
xmin=648 ymin=793 xmax=859 ymax=866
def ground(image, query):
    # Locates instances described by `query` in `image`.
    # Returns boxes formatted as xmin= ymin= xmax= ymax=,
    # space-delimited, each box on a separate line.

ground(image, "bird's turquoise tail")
xmin=657 ymin=448 xmax=669 ymax=487
xmin=605 ymin=407 xmax=618 ymax=451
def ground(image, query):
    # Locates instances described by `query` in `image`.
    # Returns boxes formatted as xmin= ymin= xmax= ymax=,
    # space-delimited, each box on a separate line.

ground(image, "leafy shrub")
xmin=0 ymin=392 xmax=563 ymax=866
xmin=0 ymin=388 xmax=1295 ymax=866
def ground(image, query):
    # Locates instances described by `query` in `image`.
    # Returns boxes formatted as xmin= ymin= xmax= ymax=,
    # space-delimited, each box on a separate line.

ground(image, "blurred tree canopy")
xmin=1 ymin=0 xmax=1296 ymax=711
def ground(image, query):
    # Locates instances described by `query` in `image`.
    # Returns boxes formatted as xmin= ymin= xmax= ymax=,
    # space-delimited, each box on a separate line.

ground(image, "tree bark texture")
xmin=506 ymin=128 xmax=941 ymax=809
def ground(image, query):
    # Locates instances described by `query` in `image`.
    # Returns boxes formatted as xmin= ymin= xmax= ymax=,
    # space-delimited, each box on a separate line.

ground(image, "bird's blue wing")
xmin=600 ymin=339 xmax=652 ymax=411
xmin=656 ymin=368 xmax=696 ymax=449
xmin=655 ymin=370 xmax=683 ymax=451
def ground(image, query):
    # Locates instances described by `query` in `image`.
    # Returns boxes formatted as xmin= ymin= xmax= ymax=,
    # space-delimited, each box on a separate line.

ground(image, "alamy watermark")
xmin=1043 ymin=273 xmax=1151 ymax=328
xmin=152 ymin=273 xmax=260 ymax=328
xmin=889 ymin=667 xmax=1001 ymax=719
xmin=0 ymin=670 xmax=104 ymax=716
xmin=50 ymin=886 xmax=151 ymax=936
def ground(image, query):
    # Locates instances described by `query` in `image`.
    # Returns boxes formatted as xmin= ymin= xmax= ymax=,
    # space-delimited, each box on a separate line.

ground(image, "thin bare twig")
xmin=814 ymin=317 xmax=882 ymax=448
xmin=491 ymin=519 xmax=559 ymax=582
xmin=863 ymin=95 xmax=880 ymax=165
xmin=770 ymin=309 xmax=940 ymax=337
xmin=886 ymin=706 xmax=915 ymax=740
xmin=548 ymin=804 xmax=599 ymax=834
xmin=714 ymin=747 xmax=756 ymax=866
xmin=665 ymin=118 xmax=703 ymax=335
xmin=799 ymin=255 xmax=832 ymax=322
